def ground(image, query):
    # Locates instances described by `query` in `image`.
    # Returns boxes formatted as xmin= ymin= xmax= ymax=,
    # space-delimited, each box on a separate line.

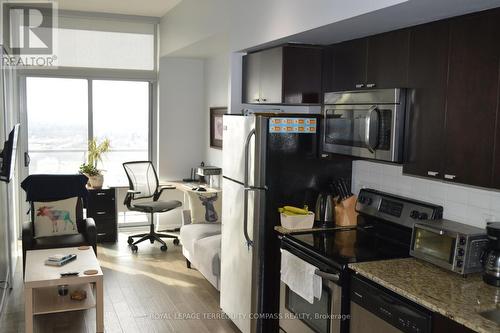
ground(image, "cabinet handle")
xmin=444 ymin=174 xmax=457 ymax=180
xmin=355 ymin=83 xmax=365 ymax=88
xmin=253 ymin=98 xmax=260 ymax=102
xmin=366 ymin=83 xmax=376 ymax=88
xmin=96 ymin=211 xmax=106 ymax=215
xmin=260 ymin=98 xmax=267 ymax=102
xmin=427 ymin=171 xmax=439 ymax=177
xmin=97 ymin=192 xmax=106 ymax=196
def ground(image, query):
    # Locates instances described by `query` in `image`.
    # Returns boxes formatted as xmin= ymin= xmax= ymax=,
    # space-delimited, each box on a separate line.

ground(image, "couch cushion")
xmin=193 ymin=234 xmax=221 ymax=290
xmin=179 ymin=223 xmax=221 ymax=257
xmin=33 ymin=233 xmax=87 ymax=250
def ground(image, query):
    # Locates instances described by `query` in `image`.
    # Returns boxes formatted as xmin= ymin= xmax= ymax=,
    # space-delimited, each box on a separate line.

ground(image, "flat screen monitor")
xmin=0 ymin=124 xmax=20 ymax=183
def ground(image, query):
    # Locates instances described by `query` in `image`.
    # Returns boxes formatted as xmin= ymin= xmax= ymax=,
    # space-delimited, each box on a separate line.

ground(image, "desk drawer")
xmin=89 ymin=189 xmax=115 ymax=200
xmin=96 ymin=221 xmax=116 ymax=234
xmin=87 ymin=207 xmax=115 ymax=219
xmin=97 ymin=230 xmax=117 ymax=243
xmin=95 ymin=218 xmax=117 ymax=242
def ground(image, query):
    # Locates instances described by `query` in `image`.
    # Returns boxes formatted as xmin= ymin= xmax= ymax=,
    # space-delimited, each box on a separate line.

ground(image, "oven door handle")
xmin=364 ymin=106 xmax=380 ymax=153
xmin=315 ymin=269 xmax=340 ymax=282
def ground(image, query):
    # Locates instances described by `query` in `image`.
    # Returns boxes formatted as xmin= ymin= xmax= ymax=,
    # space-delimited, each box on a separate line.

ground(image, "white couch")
xmin=179 ymin=210 xmax=222 ymax=290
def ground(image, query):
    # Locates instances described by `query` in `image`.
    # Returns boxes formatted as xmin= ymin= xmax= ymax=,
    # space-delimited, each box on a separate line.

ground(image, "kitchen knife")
xmin=340 ymin=178 xmax=351 ymax=198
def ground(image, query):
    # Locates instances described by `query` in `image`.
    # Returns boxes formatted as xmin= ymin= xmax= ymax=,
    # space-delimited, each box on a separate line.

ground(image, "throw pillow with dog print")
xmin=33 ymin=197 xmax=79 ymax=238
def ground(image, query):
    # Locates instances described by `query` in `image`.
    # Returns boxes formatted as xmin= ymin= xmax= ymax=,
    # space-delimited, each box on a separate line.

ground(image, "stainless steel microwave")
xmin=322 ymin=88 xmax=406 ymax=162
xmin=410 ymin=219 xmax=488 ymax=275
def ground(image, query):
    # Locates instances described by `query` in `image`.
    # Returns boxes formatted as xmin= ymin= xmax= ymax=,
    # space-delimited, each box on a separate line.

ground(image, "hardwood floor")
xmin=0 ymin=231 xmax=239 ymax=333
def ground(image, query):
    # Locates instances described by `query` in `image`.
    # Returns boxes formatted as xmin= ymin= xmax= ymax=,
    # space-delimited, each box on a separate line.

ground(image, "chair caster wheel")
xmin=131 ymin=245 xmax=138 ymax=252
xmin=173 ymin=239 xmax=180 ymax=246
xmin=128 ymin=237 xmax=133 ymax=245
xmin=160 ymin=245 xmax=168 ymax=252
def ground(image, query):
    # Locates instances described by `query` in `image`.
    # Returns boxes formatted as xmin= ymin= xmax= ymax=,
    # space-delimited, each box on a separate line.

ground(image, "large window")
xmin=26 ymin=77 xmax=150 ymax=185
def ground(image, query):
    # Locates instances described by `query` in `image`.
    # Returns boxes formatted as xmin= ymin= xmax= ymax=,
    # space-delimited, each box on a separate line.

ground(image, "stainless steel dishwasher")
xmin=350 ymin=274 xmax=432 ymax=333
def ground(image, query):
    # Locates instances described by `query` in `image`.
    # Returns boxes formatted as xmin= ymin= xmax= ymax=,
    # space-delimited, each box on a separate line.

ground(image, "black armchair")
xmin=21 ymin=175 xmax=97 ymax=272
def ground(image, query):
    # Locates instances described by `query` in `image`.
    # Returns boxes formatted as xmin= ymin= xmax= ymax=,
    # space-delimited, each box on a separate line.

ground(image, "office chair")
xmin=123 ymin=161 xmax=182 ymax=252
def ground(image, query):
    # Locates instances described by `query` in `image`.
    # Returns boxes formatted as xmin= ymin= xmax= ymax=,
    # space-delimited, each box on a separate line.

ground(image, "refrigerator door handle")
xmin=243 ymin=128 xmax=256 ymax=188
xmin=243 ymin=188 xmax=254 ymax=249
xmin=243 ymin=128 xmax=256 ymax=249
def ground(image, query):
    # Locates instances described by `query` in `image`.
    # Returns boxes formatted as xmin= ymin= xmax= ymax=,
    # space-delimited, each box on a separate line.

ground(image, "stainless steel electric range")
xmin=279 ymin=188 xmax=443 ymax=333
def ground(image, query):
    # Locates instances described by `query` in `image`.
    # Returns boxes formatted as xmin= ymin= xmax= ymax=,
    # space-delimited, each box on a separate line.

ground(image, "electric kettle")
xmin=314 ymin=193 xmax=335 ymax=227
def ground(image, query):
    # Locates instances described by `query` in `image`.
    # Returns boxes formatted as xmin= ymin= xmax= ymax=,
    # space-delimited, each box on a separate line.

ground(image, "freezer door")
xmin=220 ymin=178 xmax=255 ymax=333
xmin=222 ymin=115 xmax=255 ymax=184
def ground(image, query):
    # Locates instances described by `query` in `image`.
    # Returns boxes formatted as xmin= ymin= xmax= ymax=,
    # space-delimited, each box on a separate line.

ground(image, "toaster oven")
xmin=410 ymin=219 xmax=488 ymax=275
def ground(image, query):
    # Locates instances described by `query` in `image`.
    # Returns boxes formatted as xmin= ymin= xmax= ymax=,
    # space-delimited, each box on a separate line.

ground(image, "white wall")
xmin=159 ymin=0 xmax=406 ymax=56
xmin=158 ymin=57 xmax=205 ymax=180
xmin=204 ymin=53 xmax=229 ymax=167
xmin=0 ymin=53 xmax=20 ymax=298
xmin=156 ymin=57 xmax=206 ymax=228
xmin=352 ymin=160 xmax=500 ymax=228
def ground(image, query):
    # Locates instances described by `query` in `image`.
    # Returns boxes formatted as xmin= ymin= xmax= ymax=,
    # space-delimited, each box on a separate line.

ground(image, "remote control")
xmin=60 ymin=272 xmax=79 ymax=277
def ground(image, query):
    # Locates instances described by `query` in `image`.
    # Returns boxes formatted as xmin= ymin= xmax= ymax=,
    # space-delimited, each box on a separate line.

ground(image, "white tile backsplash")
xmin=352 ymin=160 xmax=500 ymax=228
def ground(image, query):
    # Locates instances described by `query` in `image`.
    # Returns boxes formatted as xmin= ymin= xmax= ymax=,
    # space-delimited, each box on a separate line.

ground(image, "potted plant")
xmin=79 ymin=138 xmax=110 ymax=189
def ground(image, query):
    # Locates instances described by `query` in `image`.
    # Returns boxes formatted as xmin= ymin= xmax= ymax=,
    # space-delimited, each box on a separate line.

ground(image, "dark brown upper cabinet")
xmin=242 ymin=45 xmax=322 ymax=105
xmin=366 ymin=29 xmax=410 ymax=89
xmin=485 ymin=9 xmax=500 ymax=189
xmin=404 ymin=9 xmax=500 ymax=189
xmin=443 ymin=10 xmax=500 ymax=188
xmin=403 ymin=21 xmax=450 ymax=179
xmin=329 ymin=30 xmax=409 ymax=91
xmin=330 ymin=39 xmax=367 ymax=91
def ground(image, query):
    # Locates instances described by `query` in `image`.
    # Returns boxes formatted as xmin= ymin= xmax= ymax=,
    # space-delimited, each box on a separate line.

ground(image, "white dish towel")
xmin=280 ymin=249 xmax=322 ymax=304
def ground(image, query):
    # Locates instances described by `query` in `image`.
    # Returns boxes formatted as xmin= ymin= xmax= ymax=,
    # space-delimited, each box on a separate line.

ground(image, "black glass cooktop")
xmin=284 ymin=223 xmax=412 ymax=270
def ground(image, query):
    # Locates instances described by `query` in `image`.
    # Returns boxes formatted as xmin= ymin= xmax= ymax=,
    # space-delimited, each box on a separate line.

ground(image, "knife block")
xmin=335 ymin=195 xmax=358 ymax=227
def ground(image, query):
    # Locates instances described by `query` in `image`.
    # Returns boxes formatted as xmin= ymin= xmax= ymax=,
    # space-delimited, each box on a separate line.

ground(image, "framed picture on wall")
xmin=210 ymin=107 xmax=227 ymax=149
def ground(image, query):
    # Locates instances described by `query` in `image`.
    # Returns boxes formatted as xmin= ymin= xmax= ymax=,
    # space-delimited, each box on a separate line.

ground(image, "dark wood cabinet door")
xmin=366 ymin=29 xmax=410 ymax=88
xmin=403 ymin=21 xmax=449 ymax=178
xmin=242 ymin=52 xmax=261 ymax=103
xmin=331 ymin=38 xmax=367 ymax=91
xmin=444 ymin=11 xmax=500 ymax=187
xmin=259 ymin=47 xmax=283 ymax=104
xmin=282 ymin=46 xmax=322 ymax=104
xmin=489 ymin=9 xmax=500 ymax=189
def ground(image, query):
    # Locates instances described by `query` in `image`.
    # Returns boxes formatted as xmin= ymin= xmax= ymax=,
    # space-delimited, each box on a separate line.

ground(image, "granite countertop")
xmin=274 ymin=225 xmax=356 ymax=235
xmin=350 ymin=258 xmax=500 ymax=333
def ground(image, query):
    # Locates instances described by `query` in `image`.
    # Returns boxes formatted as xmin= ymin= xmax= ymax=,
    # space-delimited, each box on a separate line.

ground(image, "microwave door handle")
xmin=364 ymin=106 xmax=379 ymax=153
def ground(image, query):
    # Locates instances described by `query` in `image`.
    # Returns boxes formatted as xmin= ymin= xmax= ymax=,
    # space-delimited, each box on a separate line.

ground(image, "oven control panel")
xmin=356 ymin=188 xmax=443 ymax=228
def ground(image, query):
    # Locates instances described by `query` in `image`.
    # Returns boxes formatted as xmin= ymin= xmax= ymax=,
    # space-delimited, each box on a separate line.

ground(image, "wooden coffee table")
xmin=24 ymin=247 xmax=103 ymax=333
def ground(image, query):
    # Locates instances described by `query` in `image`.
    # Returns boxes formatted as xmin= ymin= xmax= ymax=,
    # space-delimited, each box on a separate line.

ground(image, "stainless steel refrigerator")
xmin=221 ymin=114 xmax=352 ymax=333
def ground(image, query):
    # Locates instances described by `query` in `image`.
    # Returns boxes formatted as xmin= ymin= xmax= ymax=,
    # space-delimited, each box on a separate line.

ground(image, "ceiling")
xmin=56 ymin=0 xmax=183 ymax=17
xmin=244 ymin=0 xmax=500 ymax=52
